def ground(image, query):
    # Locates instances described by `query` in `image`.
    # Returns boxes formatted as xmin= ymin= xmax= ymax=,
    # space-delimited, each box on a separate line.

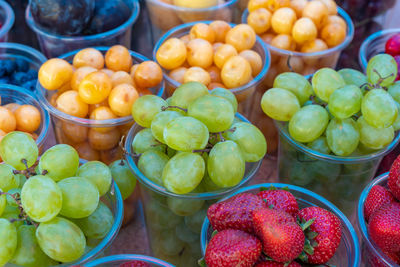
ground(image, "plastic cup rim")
xmin=82 ymin=254 xmax=176 ymax=267
xmin=0 ymin=0 xmax=15 ymax=40
xmin=0 ymin=42 xmax=48 ymax=65
xmin=146 ymin=0 xmax=238 ymax=12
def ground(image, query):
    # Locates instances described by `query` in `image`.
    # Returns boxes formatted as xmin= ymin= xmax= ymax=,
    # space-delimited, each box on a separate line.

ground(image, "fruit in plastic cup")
xmin=25 ymin=0 xmax=140 ymax=58
xmin=152 ymin=21 xmax=270 ymax=117
xmin=124 ymin=113 xmax=262 ymax=267
xmin=84 ymin=254 xmax=175 ymax=267
xmin=146 ymin=0 xmax=239 ymax=40
xmin=0 ymin=0 xmax=14 ymax=42
xmin=201 ymin=182 xmax=361 ymax=266
xmin=357 ymin=172 xmax=398 ymax=267
xmin=276 ymin=120 xmax=400 ymax=222
xmin=0 ymin=84 xmax=50 ymax=155
xmin=36 ymin=47 xmax=165 ymax=165
xmin=0 ymin=42 xmax=47 ymax=71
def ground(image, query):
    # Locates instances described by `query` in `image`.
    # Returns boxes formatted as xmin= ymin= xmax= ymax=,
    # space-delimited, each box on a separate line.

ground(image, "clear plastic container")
xmin=0 ymin=0 xmax=14 ymax=42
xmin=152 ymin=21 xmax=270 ymax=117
xmin=357 ymin=173 xmax=398 ymax=267
xmin=84 ymin=254 xmax=175 ymax=267
xmin=25 ymin=0 xmax=140 ymax=58
xmin=0 ymin=42 xmax=47 ymax=71
xmin=146 ymin=0 xmax=240 ymax=41
xmin=201 ymin=183 xmax=361 ymax=266
xmin=124 ymin=113 xmax=262 ymax=267
xmin=276 ymin=121 xmax=400 ymax=222
xmin=359 ymin=28 xmax=400 ymax=72
xmin=36 ymin=46 xmax=165 ymax=165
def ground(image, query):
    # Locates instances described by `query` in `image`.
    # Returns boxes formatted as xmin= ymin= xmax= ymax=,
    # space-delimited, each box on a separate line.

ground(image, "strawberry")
xmin=255 ymin=260 xmax=301 ymax=267
xmin=207 ymin=193 xmax=267 ymax=233
xmin=204 ymin=229 xmax=262 ymax=267
xmin=367 ymin=249 xmax=400 ymax=266
xmin=298 ymin=206 xmax=342 ymax=264
xmin=252 ymin=208 xmax=304 ymax=263
xmin=257 ymin=188 xmax=299 ymax=218
xmin=364 ymin=185 xmax=396 ymax=221
xmin=369 ymin=202 xmax=400 ymax=253
xmin=388 ymin=154 xmax=400 ymax=200
xmin=120 ymin=261 xmax=151 ymax=267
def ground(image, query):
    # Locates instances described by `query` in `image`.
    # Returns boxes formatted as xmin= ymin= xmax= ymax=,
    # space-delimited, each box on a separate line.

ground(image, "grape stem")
xmin=0 ymin=192 xmax=36 ymax=227
xmin=286 ymin=55 xmax=295 ymax=73
xmin=372 ymin=68 xmax=394 ymax=87
xmin=193 ymin=148 xmax=211 ymax=153
xmin=13 ymin=159 xmax=39 ymax=179
xmin=161 ymin=106 xmax=188 ymax=112
xmin=309 ymin=95 xmax=327 ymax=107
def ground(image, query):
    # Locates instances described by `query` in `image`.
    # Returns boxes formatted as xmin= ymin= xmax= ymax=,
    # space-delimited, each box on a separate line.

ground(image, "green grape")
xmin=223 ymin=122 xmax=267 ymax=162
xmin=132 ymin=128 xmax=167 ymax=154
xmin=393 ymin=102 xmax=400 ymax=131
xmin=157 ymin=230 xmax=185 ymax=256
xmin=145 ymin=200 xmax=182 ymax=230
xmin=131 ymin=95 xmax=168 ymax=128
xmin=210 ymin=87 xmax=238 ymax=112
xmin=208 ymin=140 xmax=245 ymax=187
xmin=18 ymin=175 xmax=27 ymax=189
xmin=10 ymin=225 xmax=56 ymax=267
xmin=0 ymin=218 xmax=17 ymax=266
xmin=167 ymin=197 xmax=204 ymax=216
xmin=307 ymin=137 xmax=331 ymax=155
xmin=58 ymin=177 xmax=99 ymax=219
xmin=162 ymin=152 xmax=205 ymax=194
xmin=188 ymin=95 xmax=235 ymax=132
xmin=176 ymin=221 xmax=199 ymax=243
xmin=273 ymin=72 xmax=313 ymax=105
xmin=288 ymin=105 xmax=329 ymax=143
xmin=357 ymin=116 xmax=394 ymax=150
xmin=170 ymin=81 xmax=209 ymax=109
xmin=184 ymin=208 xmax=207 ymax=234
xmin=312 ymin=68 xmax=346 ymax=102
xmin=166 ymin=97 xmax=186 ymax=115
xmin=138 ymin=150 xmax=169 ymax=186
xmin=388 ymin=81 xmax=400 ymax=102
xmin=0 ymin=191 xmax=5 ymax=217
xmin=151 ymin=110 xmax=183 ymax=143
xmin=21 ymin=175 xmax=62 ymax=222
xmin=328 ymin=85 xmax=362 ymax=119
xmin=38 ymin=144 xmax=80 ymax=182
xmin=326 ymin=118 xmax=360 ymax=156
xmin=71 ymin=202 xmax=113 ymax=239
xmin=109 ymin=160 xmax=137 ymax=200
xmin=0 ymin=164 xmax=19 ymax=192
xmin=0 ymin=131 xmax=38 ymax=170
xmin=261 ymin=88 xmax=300 ymax=121
xmin=6 ymin=188 xmax=21 ymax=207
xmin=200 ymin=172 xmax=221 ymax=192
xmin=164 ymin=117 xmax=209 ymax=152
xmin=338 ymin=68 xmax=368 ymax=89
xmin=361 ymin=89 xmax=398 ymax=128
xmin=1 ymin=205 xmax=23 ymax=228
xmin=36 ymin=217 xmax=86 ymax=263
xmin=366 ymin=54 xmax=397 ymax=87
xmin=77 ymin=161 xmax=112 ymax=196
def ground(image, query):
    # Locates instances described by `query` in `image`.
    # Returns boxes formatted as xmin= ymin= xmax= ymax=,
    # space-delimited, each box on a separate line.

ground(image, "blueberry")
xmin=0 ymin=77 xmax=10 ymax=84
xmin=11 ymin=72 xmax=30 ymax=86
xmin=0 ymin=59 xmax=17 ymax=76
xmin=25 ymin=69 xmax=38 ymax=81
xmin=21 ymin=80 xmax=37 ymax=92
xmin=15 ymin=58 xmax=30 ymax=72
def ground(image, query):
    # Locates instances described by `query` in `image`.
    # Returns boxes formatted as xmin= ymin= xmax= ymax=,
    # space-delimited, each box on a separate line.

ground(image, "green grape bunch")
xmin=261 ymin=53 xmax=400 ymax=157
xmin=130 ymin=82 xmax=267 ymax=195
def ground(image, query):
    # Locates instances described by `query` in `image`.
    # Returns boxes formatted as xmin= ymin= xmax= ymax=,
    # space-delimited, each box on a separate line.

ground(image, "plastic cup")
xmin=276 ymin=121 xmax=400 ymax=222
xmin=124 ymin=113 xmax=262 ymax=267
xmin=357 ymin=172 xmax=398 ymax=266
xmin=152 ymin=20 xmax=270 ymax=117
xmin=84 ymin=254 xmax=175 ymax=267
xmin=146 ymin=0 xmax=240 ymax=41
xmin=0 ymin=42 xmax=47 ymax=71
xmin=25 ymin=0 xmax=140 ymax=58
xmin=201 ymin=183 xmax=361 ymax=266
xmin=0 ymin=0 xmax=14 ymax=42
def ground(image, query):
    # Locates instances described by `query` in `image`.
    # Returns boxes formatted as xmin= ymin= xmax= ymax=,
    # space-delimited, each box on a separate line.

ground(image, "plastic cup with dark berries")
xmin=201 ymin=183 xmax=361 ymax=266
xmin=0 ymin=0 xmax=14 ymax=42
xmin=25 ymin=0 xmax=140 ymax=58
xmin=84 ymin=254 xmax=175 ymax=267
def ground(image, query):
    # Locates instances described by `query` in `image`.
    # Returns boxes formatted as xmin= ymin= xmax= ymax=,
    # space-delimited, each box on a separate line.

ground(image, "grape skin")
xmin=261 ymin=88 xmax=300 ymax=121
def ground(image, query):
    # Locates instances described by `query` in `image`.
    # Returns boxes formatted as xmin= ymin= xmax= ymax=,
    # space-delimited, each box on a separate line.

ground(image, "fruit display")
xmin=201 ymin=183 xmax=360 ymax=266
xmin=358 ymin=156 xmax=400 ymax=266
xmin=37 ymin=45 xmax=164 ymax=165
xmin=83 ymin=254 xmax=175 ymax=267
xmin=154 ymin=21 xmax=269 ymax=108
xmin=125 ymin=81 xmax=266 ymax=266
xmin=0 ymin=133 xmax=122 ymax=266
xmin=0 ymin=0 xmax=13 ymax=42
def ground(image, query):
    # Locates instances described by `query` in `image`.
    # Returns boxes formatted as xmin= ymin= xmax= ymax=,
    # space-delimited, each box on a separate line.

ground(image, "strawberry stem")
xmin=301 ymin=218 xmax=315 ymax=231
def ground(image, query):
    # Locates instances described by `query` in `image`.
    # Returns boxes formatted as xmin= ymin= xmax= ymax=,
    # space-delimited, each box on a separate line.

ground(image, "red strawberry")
xmin=255 ymin=261 xmax=301 ymax=267
xmin=298 ymin=207 xmax=342 ymax=264
xmin=367 ymin=249 xmax=400 ymax=266
xmin=252 ymin=208 xmax=304 ymax=263
xmin=389 ymin=154 xmax=400 ymax=200
xmin=120 ymin=261 xmax=151 ymax=267
xmin=207 ymin=193 xmax=267 ymax=233
xmin=257 ymin=188 xmax=299 ymax=218
xmin=369 ymin=202 xmax=400 ymax=253
xmin=364 ymin=185 xmax=396 ymax=221
xmin=205 ymin=229 xmax=262 ymax=267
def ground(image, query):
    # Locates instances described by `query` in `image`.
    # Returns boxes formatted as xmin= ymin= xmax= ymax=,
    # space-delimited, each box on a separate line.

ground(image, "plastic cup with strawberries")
xmin=201 ymin=183 xmax=361 ymax=266
xmin=25 ymin=0 xmax=140 ymax=58
xmin=84 ymin=254 xmax=175 ymax=267
xmin=124 ymin=113 xmax=263 ymax=267
xmin=0 ymin=0 xmax=14 ymax=42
